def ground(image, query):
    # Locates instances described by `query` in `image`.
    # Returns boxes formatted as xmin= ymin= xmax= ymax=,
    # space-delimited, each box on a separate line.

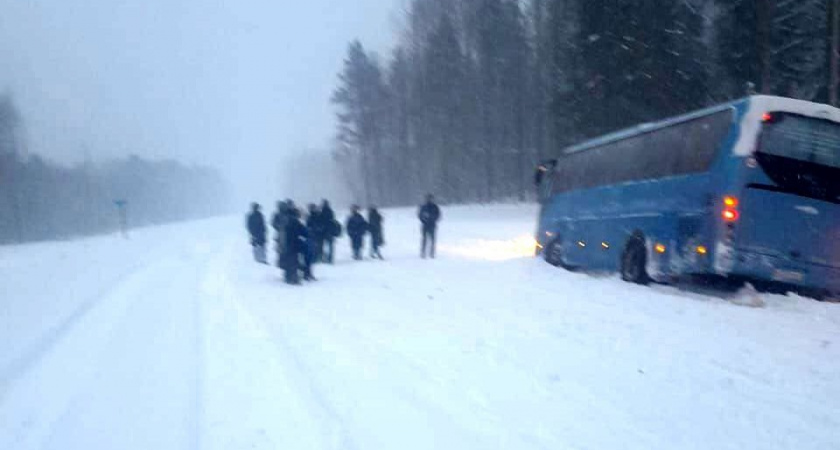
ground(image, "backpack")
xmin=331 ymin=219 xmax=343 ymax=238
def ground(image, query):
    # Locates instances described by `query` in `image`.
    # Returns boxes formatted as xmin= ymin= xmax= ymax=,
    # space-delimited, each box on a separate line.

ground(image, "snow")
xmin=732 ymin=95 xmax=840 ymax=157
xmin=1 ymin=204 xmax=839 ymax=449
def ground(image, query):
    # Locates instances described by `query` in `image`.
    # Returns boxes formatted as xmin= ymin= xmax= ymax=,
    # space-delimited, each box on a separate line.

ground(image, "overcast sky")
xmin=0 ymin=0 xmax=402 ymax=201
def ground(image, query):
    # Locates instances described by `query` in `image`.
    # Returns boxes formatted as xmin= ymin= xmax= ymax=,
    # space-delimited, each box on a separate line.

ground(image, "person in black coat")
xmin=306 ymin=203 xmax=324 ymax=263
xmin=271 ymin=201 xmax=289 ymax=267
xmin=346 ymin=205 xmax=368 ymax=261
xmin=367 ymin=206 xmax=384 ymax=260
xmin=319 ymin=199 xmax=337 ymax=264
xmin=418 ymin=194 xmax=441 ymax=259
xmin=246 ymin=203 xmax=268 ymax=264
xmin=282 ymin=208 xmax=312 ymax=284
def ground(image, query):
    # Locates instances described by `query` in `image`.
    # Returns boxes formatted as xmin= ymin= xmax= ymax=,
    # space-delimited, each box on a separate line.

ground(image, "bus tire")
xmin=544 ymin=239 xmax=566 ymax=268
xmin=621 ymin=236 xmax=650 ymax=285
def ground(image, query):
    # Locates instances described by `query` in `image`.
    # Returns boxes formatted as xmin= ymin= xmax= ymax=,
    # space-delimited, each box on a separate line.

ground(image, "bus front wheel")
xmin=544 ymin=239 xmax=565 ymax=268
xmin=621 ymin=236 xmax=650 ymax=285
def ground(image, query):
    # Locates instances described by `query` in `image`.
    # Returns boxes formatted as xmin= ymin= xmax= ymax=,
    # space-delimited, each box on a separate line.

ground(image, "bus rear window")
xmin=760 ymin=114 xmax=840 ymax=169
xmin=757 ymin=114 xmax=840 ymax=202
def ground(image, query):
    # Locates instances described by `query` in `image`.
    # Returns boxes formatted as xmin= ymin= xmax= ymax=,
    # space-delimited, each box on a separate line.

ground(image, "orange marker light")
xmin=723 ymin=196 xmax=739 ymax=208
xmin=655 ymin=244 xmax=667 ymax=254
xmin=696 ymin=245 xmax=708 ymax=255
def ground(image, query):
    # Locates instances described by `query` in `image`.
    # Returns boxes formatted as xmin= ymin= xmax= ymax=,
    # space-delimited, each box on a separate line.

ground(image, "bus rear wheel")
xmin=544 ymin=239 xmax=565 ymax=268
xmin=621 ymin=236 xmax=650 ymax=285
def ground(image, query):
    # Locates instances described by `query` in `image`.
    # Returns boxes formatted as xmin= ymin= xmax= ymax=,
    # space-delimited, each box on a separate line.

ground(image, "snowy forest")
xmin=331 ymin=0 xmax=840 ymax=206
xmin=0 ymin=94 xmax=230 ymax=244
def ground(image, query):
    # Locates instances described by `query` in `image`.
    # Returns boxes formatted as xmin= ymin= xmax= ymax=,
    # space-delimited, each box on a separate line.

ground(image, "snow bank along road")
xmin=1 ymin=205 xmax=838 ymax=450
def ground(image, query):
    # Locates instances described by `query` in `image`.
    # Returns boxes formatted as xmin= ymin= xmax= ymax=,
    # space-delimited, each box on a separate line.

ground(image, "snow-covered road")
xmin=1 ymin=205 xmax=838 ymax=450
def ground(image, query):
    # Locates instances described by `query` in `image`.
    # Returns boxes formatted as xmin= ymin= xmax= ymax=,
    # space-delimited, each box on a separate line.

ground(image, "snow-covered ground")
xmin=1 ymin=204 xmax=838 ymax=450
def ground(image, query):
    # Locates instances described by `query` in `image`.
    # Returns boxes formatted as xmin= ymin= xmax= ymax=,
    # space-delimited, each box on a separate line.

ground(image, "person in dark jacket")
xmin=306 ymin=203 xmax=324 ymax=263
xmin=320 ymin=199 xmax=337 ymax=264
xmin=271 ymin=201 xmax=289 ymax=267
xmin=346 ymin=205 xmax=368 ymax=261
xmin=367 ymin=206 xmax=384 ymax=260
xmin=282 ymin=208 xmax=312 ymax=284
xmin=418 ymin=194 xmax=441 ymax=259
xmin=246 ymin=203 xmax=268 ymax=264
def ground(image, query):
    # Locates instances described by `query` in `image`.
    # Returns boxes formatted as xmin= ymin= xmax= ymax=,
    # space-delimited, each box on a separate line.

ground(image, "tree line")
xmin=0 ymin=94 xmax=231 ymax=244
xmin=331 ymin=0 xmax=840 ymax=206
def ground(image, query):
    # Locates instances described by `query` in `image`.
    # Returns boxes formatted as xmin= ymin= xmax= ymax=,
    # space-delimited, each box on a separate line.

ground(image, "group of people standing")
xmin=247 ymin=195 xmax=441 ymax=285
xmin=346 ymin=205 xmax=384 ymax=261
xmin=246 ymin=199 xmax=338 ymax=284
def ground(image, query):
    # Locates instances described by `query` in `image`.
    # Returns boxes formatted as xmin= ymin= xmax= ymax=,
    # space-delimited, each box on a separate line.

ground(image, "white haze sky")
xmin=0 ymin=0 xmax=402 ymax=202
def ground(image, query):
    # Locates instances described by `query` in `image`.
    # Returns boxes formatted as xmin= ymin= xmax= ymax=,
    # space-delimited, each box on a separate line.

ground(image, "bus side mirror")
xmin=535 ymin=160 xmax=557 ymax=188
xmin=535 ymin=166 xmax=546 ymax=187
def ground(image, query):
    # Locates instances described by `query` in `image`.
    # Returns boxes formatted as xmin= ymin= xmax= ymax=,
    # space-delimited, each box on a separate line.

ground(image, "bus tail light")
xmin=723 ymin=209 xmax=739 ymax=222
xmin=722 ymin=196 xmax=740 ymax=222
xmin=762 ymin=112 xmax=783 ymax=124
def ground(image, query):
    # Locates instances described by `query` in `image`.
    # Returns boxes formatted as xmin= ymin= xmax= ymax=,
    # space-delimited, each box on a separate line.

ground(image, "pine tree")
xmin=473 ymin=0 xmax=505 ymax=200
xmin=0 ymin=93 xmax=21 ymax=156
xmin=563 ymin=0 xmax=713 ymax=137
xmin=716 ymin=0 xmax=832 ymax=101
xmin=417 ymin=14 xmax=468 ymax=201
xmin=717 ymin=0 xmax=763 ymax=96
xmin=331 ymin=41 xmax=389 ymax=205
xmin=770 ymin=0 xmax=829 ymax=101
xmin=528 ymin=0 xmax=553 ymax=161
xmin=469 ymin=0 xmax=532 ymax=200
xmin=498 ymin=0 xmax=531 ymax=200
xmin=386 ymin=47 xmax=414 ymax=204
xmin=671 ymin=0 xmax=713 ymax=108
xmin=545 ymin=0 xmax=582 ymax=148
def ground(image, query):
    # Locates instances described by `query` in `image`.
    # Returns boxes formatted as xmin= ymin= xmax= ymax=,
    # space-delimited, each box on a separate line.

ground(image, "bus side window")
xmin=611 ymin=133 xmax=652 ymax=185
xmin=545 ymin=110 xmax=732 ymax=196
xmin=653 ymin=125 xmax=683 ymax=177
xmin=681 ymin=110 xmax=733 ymax=172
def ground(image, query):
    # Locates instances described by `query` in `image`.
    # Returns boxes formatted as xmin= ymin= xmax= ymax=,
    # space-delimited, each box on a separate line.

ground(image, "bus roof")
xmin=559 ymin=95 xmax=840 ymax=159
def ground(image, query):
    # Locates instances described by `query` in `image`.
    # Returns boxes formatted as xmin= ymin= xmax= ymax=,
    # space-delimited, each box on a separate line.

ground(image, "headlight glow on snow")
xmin=440 ymin=235 xmax=539 ymax=261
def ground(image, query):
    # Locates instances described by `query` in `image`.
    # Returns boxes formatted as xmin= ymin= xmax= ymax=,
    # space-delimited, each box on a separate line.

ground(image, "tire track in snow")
xmin=0 ymin=257 xmax=163 ymax=390
xmin=39 ymin=265 xmax=195 ymax=449
xmin=237 ymin=282 xmax=511 ymax=447
xmin=202 ymin=239 xmax=351 ymax=450
xmin=0 ymin=234 xmax=214 ymax=391
xmin=0 ymin=239 xmax=216 ymax=450
xmin=258 ymin=323 xmax=360 ymax=450
xmin=239 ymin=257 xmax=667 ymax=449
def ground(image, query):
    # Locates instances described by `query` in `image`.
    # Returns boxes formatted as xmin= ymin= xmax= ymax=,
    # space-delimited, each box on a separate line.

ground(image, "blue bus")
xmin=535 ymin=95 xmax=840 ymax=298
